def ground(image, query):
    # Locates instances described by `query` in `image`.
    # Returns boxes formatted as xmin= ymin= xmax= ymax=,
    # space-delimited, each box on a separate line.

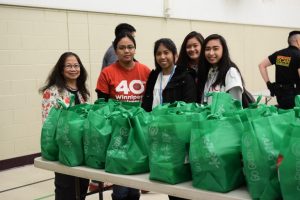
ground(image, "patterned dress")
xmin=41 ymin=85 xmax=87 ymax=123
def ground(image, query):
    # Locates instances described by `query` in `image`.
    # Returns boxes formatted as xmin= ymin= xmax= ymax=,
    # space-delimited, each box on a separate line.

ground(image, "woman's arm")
xmin=42 ymin=88 xmax=58 ymax=123
xmin=228 ymin=86 xmax=243 ymax=101
xmin=225 ymin=67 xmax=243 ymax=101
xmin=95 ymin=89 xmax=110 ymax=102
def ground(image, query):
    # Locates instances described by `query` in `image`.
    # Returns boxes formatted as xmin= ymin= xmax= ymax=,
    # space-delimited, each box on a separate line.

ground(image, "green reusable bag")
xmin=237 ymin=104 xmax=278 ymax=122
xmin=278 ymin=122 xmax=300 ymax=200
xmin=134 ymin=110 xmax=154 ymax=154
xmin=40 ymin=106 xmax=61 ymax=161
xmin=108 ymin=99 xmax=140 ymax=110
xmin=151 ymin=101 xmax=204 ymax=115
xmin=242 ymin=110 xmax=295 ymax=200
xmin=148 ymin=112 xmax=206 ymax=184
xmin=56 ymin=103 xmax=91 ymax=166
xmin=190 ymin=114 xmax=244 ymax=192
xmin=209 ymin=92 xmax=242 ymax=115
xmin=231 ymin=95 xmax=277 ymax=122
xmin=105 ymin=107 xmax=149 ymax=174
xmin=295 ymin=95 xmax=300 ymax=107
xmin=83 ymin=103 xmax=112 ymax=169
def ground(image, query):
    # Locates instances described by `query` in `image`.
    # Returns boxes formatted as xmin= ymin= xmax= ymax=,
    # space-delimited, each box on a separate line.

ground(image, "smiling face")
xmin=186 ymin=37 xmax=201 ymax=62
xmin=155 ymin=44 xmax=175 ymax=73
xmin=63 ymin=55 xmax=80 ymax=82
xmin=204 ymin=39 xmax=223 ymax=65
xmin=115 ymin=36 xmax=136 ymax=65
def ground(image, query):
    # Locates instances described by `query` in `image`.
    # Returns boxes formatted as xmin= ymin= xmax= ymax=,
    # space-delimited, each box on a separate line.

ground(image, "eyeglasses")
xmin=117 ymin=45 xmax=135 ymax=51
xmin=65 ymin=64 xmax=80 ymax=69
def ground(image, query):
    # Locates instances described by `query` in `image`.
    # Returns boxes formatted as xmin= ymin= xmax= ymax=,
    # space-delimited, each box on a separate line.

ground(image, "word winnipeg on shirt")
xmin=114 ymin=79 xmax=145 ymax=102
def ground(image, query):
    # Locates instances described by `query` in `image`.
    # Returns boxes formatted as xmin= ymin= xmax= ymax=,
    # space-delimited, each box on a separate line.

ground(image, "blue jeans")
xmin=111 ymin=185 xmax=140 ymax=200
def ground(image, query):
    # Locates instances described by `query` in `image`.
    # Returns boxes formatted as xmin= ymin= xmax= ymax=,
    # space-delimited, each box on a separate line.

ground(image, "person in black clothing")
xmin=141 ymin=38 xmax=197 ymax=112
xmin=141 ymin=38 xmax=196 ymax=200
xmin=177 ymin=31 xmax=204 ymax=82
xmin=259 ymin=30 xmax=300 ymax=109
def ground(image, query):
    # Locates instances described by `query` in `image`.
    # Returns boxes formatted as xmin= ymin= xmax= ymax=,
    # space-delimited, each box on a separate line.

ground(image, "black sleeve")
xmin=95 ymin=89 xmax=110 ymax=102
xmin=197 ymin=65 xmax=209 ymax=103
xmin=268 ymin=51 xmax=278 ymax=65
xmin=182 ymin=72 xmax=197 ymax=103
xmin=141 ymin=70 xmax=156 ymax=112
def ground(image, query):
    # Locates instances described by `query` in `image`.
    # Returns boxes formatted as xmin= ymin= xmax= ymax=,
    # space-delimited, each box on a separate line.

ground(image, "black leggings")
xmin=54 ymin=172 xmax=89 ymax=200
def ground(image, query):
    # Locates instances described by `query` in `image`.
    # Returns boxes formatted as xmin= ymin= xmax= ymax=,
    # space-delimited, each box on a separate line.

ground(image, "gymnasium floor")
xmin=0 ymin=165 xmax=168 ymax=200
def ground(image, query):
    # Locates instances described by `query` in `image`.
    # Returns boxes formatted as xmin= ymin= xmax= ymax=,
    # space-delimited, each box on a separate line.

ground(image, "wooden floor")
xmin=0 ymin=164 xmax=168 ymax=200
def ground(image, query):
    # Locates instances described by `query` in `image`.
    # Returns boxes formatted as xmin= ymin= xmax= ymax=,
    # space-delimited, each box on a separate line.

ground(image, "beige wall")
xmin=0 ymin=4 xmax=292 ymax=160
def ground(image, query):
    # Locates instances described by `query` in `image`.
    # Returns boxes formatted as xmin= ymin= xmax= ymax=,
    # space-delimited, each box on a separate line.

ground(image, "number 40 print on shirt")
xmin=115 ymin=80 xmax=145 ymax=102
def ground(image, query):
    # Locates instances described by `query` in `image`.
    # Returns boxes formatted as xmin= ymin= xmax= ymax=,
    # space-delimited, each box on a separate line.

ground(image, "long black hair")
xmin=199 ymin=34 xmax=244 ymax=88
xmin=39 ymin=52 xmax=90 ymax=101
xmin=153 ymin=38 xmax=177 ymax=71
xmin=177 ymin=31 xmax=204 ymax=67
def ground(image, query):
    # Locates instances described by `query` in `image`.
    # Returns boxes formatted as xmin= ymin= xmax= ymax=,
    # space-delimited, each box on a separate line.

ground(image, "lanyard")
xmin=159 ymin=65 xmax=176 ymax=104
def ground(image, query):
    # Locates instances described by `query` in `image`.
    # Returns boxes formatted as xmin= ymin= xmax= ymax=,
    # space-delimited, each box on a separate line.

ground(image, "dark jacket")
xmin=141 ymin=65 xmax=197 ymax=112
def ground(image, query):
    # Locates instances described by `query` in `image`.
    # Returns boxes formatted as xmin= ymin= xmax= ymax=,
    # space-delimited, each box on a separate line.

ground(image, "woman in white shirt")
xmin=198 ymin=34 xmax=244 ymax=104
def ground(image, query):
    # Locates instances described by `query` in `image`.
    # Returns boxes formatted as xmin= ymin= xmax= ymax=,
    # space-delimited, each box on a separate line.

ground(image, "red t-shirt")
xmin=96 ymin=61 xmax=150 ymax=102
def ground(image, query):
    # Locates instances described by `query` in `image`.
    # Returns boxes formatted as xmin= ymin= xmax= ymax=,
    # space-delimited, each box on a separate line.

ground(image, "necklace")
xmin=66 ymin=85 xmax=78 ymax=91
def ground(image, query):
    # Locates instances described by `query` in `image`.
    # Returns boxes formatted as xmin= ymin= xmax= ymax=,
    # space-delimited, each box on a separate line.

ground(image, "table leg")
xmin=75 ymin=177 xmax=81 ymax=200
xmin=99 ymin=182 xmax=104 ymax=200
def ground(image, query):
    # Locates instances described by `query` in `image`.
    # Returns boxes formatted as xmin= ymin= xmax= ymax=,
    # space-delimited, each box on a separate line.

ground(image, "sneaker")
xmin=89 ymin=181 xmax=113 ymax=192
xmin=88 ymin=182 xmax=99 ymax=192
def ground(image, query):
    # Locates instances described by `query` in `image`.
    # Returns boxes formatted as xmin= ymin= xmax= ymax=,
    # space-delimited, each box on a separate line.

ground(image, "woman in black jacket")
xmin=177 ymin=31 xmax=204 ymax=82
xmin=141 ymin=38 xmax=196 ymax=200
xmin=141 ymin=38 xmax=197 ymax=112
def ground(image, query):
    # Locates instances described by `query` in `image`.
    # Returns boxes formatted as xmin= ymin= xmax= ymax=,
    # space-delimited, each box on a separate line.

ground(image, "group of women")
xmin=40 ymin=30 xmax=246 ymax=200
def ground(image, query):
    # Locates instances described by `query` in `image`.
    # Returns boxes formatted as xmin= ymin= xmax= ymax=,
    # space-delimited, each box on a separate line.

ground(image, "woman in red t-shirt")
xmin=96 ymin=32 xmax=150 ymax=103
xmin=95 ymin=32 xmax=150 ymax=200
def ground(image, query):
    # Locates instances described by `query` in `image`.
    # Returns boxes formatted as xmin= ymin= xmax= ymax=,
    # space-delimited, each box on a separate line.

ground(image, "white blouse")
xmin=203 ymin=67 xmax=243 ymax=103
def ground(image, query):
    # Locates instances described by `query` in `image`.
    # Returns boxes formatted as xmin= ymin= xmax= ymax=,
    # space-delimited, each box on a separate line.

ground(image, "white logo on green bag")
xmin=44 ymin=130 xmax=53 ymax=143
xmin=148 ymin=126 xmax=158 ymax=137
xmin=250 ymin=170 xmax=260 ymax=182
xmin=292 ymin=141 xmax=300 ymax=191
xmin=202 ymin=136 xmax=221 ymax=168
xmin=91 ymin=134 xmax=102 ymax=153
xmin=120 ymin=127 xmax=129 ymax=137
xmin=112 ymin=136 xmax=122 ymax=149
xmin=148 ymin=126 xmax=159 ymax=154
xmin=194 ymin=162 xmax=202 ymax=171
xmin=262 ymin=134 xmax=275 ymax=161
xmin=58 ymin=118 xmax=64 ymax=127
xmin=162 ymin=131 xmax=172 ymax=143
xmin=43 ymin=121 xmax=54 ymax=129
xmin=295 ymin=158 xmax=300 ymax=191
xmin=216 ymin=104 xmax=225 ymax=114
xmin=161 ymin=131 xmax=171 ymax=161
xmin=242 ymin=134 xmax=252 ymax=148
xmin=292 ymin=142 xmax=300 ymax=157
xmin=61 ymin=124 xmax=72 ymax=149
xmin=84 ymin=121 xmax=89 ymax=129
xmin=243 ymin=134 xmax=260 ymax=181
xmin=83 ymin=135 xmax=89 ymax=154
